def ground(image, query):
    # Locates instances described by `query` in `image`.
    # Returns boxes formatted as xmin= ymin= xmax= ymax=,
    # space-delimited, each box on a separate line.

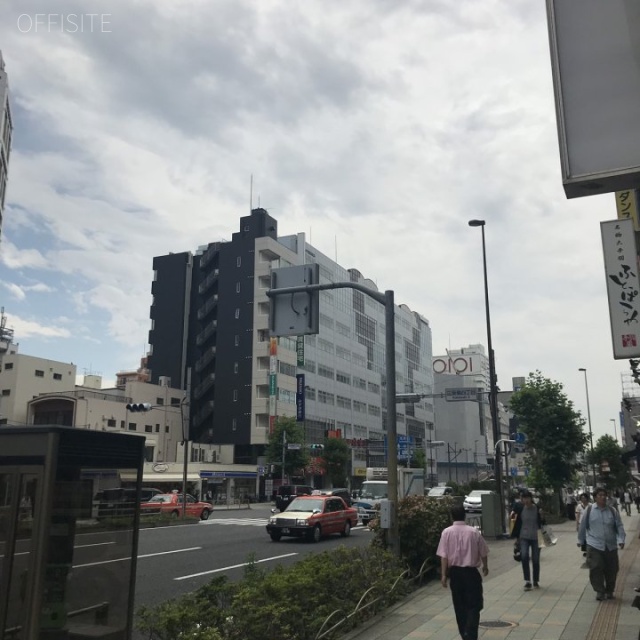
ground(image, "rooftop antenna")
xmin=249 ymin=174 xmax=253 ymax=212
xmin=335 ymin=235 xmax=338 ymax=262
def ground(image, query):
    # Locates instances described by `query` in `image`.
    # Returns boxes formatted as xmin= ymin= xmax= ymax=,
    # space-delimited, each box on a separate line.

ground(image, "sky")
xmin=0 ymin=0 xmax=632 ymax=447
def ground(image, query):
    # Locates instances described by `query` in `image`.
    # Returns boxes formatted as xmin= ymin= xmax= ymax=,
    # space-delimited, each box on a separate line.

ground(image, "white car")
xmin=463 ymin=490 xmax=494 ymax=513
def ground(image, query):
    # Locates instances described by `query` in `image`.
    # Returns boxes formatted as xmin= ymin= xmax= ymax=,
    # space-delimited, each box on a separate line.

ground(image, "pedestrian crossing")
xmin=200 ymin=517 xmax=268 ymax=527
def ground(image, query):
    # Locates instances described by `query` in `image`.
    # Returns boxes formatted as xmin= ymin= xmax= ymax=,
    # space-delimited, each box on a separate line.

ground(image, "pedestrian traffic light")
xmin=126 ymin=402 xmax=152 ymax=412
xmin=309 ymin=444 xmax=324 ymax=453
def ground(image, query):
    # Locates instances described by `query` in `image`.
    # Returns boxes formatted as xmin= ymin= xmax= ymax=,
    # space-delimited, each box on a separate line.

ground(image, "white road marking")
xmin=73 ymin=546 xmax=202 ymax=569
xmin=200 ymin=518 xmax=268 ymax=526
xmin=175 ymin=552 xmax=298 ymax=581
xmin=75 ymin=541 xmax=116 ymax=549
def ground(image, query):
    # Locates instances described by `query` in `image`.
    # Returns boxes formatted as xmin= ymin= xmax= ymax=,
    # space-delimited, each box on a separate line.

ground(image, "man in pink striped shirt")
xmin=437 ymin=504 xmax=489 ymax=640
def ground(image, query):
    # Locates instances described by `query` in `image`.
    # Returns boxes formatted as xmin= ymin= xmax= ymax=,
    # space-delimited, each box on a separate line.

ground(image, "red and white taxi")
xmin=266 ymin=495 xmax=357 ymax=542
xmin=140 ymin=493 xmax=212 ymax=520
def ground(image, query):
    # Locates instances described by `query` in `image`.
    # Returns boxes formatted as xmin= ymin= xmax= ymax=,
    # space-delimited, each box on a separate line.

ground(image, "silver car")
xmin=463 ymin=490 xmax=493 ymax=512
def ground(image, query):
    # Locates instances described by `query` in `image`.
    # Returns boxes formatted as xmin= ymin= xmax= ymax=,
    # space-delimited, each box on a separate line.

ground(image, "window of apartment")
xmin=171 ymin=397 xmax=180 ymax=406
xmin=318 ymin=390 xmax=335 ymax=405
xmin=234 ymin=362 xmax=239 ymax=374
xmin=336 ymin=346 xmax=351 ymax=361
xmin=237 ymin=256 xmax=241 ymax=267
xmin=232 ymin=418 xmax=237 ymax=431
xmin=235 ymin=308 xmax=240 ymax=319
xmin=301 ymin=359 xmax=316 ymax=374
xmin=235 ymin=335 xmax=240 ymax=346
xmin=156 ymin=397 xmax=164 ymax=405
xmin=258 ymin=302 xmax=269 ymax=315
xmin=368 ymin=382 xmax=381 ymax=394
xmin=155 ymin=424 xmax=160 ymax=432
xmin=353 ymin=376 xmax=367 ymax=390
xmin=35 ymin=370 xmax=44 ymax=378
xmin=319 ymin=313 xmax=334 ymax=329
xmin=257 ymin=329 xmax=269 ymax=342
xmin=106 ymin=418 xmax=116 ymax=427
xmin=165 ymin=426 xmax=170 ymax=433
xmin=236 ymin=282 xmax=241 ymax=293
xmin=368 ymin=405 xmax=381 ymax=417
xmin=257 ymin=356 xmax=269 ymax=370
xmin=145 ymin=425 xmax=153 ymax=433
xmin=305 ymin=387 xmax=316 ymax=401
xmin=244 ymin=225 xmax=250 ymax=232
xmin=318 ymin=365 xmax=334 ymax=380
xmin=336 ymin=371 xmax=351 ymax=385
xmin=233 ymin=390 xmax=238 ymax=402
xmin=258 ymin=276 xmax=270 ymax=289
xmin=3 ymin=362 xmax=13 ymax=370
xmin=278 ymin=361 xmax=296 ymax=377
xmin=336 ymin=322 xmax=350 ymax=337
xmin=1 ymin=389 xmax=10 ymax=396
xmin=318 ymin=338 xmax=334 ymax=354
xmin=120 ymin=420 xmax=125 ymax=429
xmin=53 ymin=373 xmax=62 ymax=380
xmin=128 ymin=423 xmax=137 ymax=431
xmin=336 ymin=395 xmax=351 ymax=409
xmin=353 ymin=400 xmax=367 ymax=413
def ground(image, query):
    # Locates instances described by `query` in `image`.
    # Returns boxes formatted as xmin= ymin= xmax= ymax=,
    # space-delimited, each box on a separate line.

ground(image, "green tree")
xmin=321 ymin=438 xmax=351 ymax=486
xmin=265 ymin=417 xmax=309 ymax=480
xmin=587 ymin=434 xmax=630 ymax=491
xmin=410 ymin=448 xmax=426 ymax=470
xmin=507 ymin=371 xmax=588 ymax=513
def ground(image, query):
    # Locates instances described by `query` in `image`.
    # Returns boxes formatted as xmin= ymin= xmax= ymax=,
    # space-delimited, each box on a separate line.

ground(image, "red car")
xmin=140 ymin=493 xmax=212 ymax=520
xmin=266 ymin=495 xmax=358 ymax=542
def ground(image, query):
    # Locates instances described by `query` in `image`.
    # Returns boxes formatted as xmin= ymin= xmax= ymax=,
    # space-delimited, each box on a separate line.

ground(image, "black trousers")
xmin=449 ymin=566 xmax=483 ymax=640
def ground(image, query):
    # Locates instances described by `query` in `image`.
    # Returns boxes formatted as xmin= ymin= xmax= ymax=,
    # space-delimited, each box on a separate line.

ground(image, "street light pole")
xmin=578 ymin=368 xmax=597 ymax=485
xmin=610 ymin=418 xmax=619 ymax=445
xmin=469 ymin=219 xmax=505 ymax=535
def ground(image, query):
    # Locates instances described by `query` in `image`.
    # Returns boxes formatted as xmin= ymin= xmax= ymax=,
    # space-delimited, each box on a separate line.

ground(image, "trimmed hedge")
xmin=136 ymin=546 xmax=407 ymax=640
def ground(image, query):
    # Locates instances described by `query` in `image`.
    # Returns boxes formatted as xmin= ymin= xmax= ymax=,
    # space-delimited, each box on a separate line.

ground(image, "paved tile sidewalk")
xmin=343 ymin=513 xmax=640 ymax=640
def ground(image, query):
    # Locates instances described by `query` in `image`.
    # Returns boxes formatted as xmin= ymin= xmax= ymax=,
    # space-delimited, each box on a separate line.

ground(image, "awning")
xmin=120 ymin=472 xmax=202 ymax=483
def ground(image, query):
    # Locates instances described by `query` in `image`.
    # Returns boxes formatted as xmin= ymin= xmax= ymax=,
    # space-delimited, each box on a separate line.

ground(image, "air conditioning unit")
xmin=210 ymin=451 xmax=218 ymax=463
xmin=159 ymin=376 xmax=171 ymax=387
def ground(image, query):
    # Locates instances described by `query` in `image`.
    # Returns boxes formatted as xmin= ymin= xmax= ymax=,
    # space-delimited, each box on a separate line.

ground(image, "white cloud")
xmin=5 ymin=315 xmax=71 ymax=339
xmin=0 ymin=0 xmax=629 ymax=446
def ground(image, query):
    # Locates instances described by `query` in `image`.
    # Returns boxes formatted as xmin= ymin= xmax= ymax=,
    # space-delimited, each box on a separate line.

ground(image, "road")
xmin=134 ymin=503 xmax=371 ymax=607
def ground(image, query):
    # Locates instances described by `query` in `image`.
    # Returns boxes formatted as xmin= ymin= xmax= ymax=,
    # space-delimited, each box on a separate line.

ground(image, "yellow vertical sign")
xmin=615 ymin=190 xmax=640 ymax=231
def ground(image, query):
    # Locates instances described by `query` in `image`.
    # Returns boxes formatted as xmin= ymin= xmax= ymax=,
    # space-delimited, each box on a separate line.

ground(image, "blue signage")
xmin=510 ymin=467 xmax=518 ymax=477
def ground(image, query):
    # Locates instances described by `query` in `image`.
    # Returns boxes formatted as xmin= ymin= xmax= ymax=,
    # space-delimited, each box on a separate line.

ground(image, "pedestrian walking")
xmin=510 ymin=490 xmax=544 ymax=590
xmin=575 ymin=493 xmax=590 ymax=531
xmin=565 ymin=487 xmax=577 ymax=521
xmin=437 ymin=504 xmax=489 ymax=640
xmin=623 ymin=488 xmax=633 ymax=516
xmin=577 ymin=487 xmax=626 ymax=601
xmin=634 ymin=486 xmax=640 ymax=513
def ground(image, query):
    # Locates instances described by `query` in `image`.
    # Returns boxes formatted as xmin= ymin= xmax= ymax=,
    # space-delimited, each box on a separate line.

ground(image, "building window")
xmin=156 ymin=397 xmax=164 ymax=405
xmin=237 ymin=256 xmax=241 ymax=267
xmin=318 ymin=365 xmax=334 ymax=380
xmin=235 ymin=335 xmax=240 ymax=346
xmin=145 ymin=425 xmax=153 ymax=433
xmin=3 ymin=362 xmax=13 ymax=370
xmin=305 ymin=387 xmax=316 ymax=401
xmin=232 ymin=418 xmax=237 ymax=431
xmin=233 ymin=390 xmax=238 ymax=402
xmin=234 ymin=362 xmax=239 ymax=374
xmin=336 ymin=371 xmax=351 ymax=385
xmin=155 ymin=424 xmax=160 ymax=432
xmin=235 ymin=308 xmax=240 ymax=319
xmin=128 ymin=423 xmax=137 ymax=431
xmin=106 ymin=418 xmax=116 ymax=427
xmin=318 ymin=391 xmax=335 ymax=405
xmin=170 ymin=397 xmax=180 ymax=406
xmin=165 ymin=426 xmax=170 ymax=433
xmin=244 ymin=225 xmax=250 ymax=232
xmin=120 ymin=420 xmax=125 ymax=429
xmin=1 ymin=389 xmax=9 ymax=396
xmin=35 ymin=370 xmax=44 ymax=377
xmin=236 ymin=282 xmax=241 ymax=293
xmin=52 ymin=373 xmax=63 ymax=380
xmin=278 ymin=361 xmax=296 ymax=377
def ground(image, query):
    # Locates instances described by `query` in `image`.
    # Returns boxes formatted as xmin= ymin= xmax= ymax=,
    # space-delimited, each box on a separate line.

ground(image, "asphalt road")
xmin=134 ymin=503 xmax=371 ymax=608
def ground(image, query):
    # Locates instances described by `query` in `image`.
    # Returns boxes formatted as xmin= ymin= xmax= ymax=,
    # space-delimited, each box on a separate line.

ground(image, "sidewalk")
xmin=344 ymin=512 xmax=640 ymax=640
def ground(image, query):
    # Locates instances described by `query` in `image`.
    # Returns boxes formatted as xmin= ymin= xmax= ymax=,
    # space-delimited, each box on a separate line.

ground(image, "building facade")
xmin=147 ymin=209 xmax=435 ymax=478
xmin=0 ymin=51 xmax=12 ymax=242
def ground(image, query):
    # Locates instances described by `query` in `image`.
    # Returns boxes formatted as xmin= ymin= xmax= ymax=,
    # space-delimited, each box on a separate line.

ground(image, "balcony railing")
xmin=195 ymin=346 xmax=217 ymax=373
xmin=196 ymin=320 xmax=217 ymax=346
xmin=194 ymin=373 xmax=215 ymax=400
xmin=198 ymin=269 xmax=219 ymax=295
xmin=197 ymin=295 xmax=219 ymax=321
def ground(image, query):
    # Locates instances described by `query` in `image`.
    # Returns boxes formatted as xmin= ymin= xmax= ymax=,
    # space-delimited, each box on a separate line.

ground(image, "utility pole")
xmin=282 ymin=429 xmax=287 ymax=486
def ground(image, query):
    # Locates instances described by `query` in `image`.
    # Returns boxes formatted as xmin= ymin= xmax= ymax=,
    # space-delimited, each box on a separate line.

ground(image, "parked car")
xmin=94 ymin=487 xmax=163 ymax=520
xmin=463 ymin=490 xmax=494 ymax=513
xmin=319 ymin=488 xmax=352 ymax=506
xmin=266 ymin=495 xmax=358 ymax=542
xmin=140 ymin=493 xmax=213 ymax=520
xmin=426 ymin=486 xmax=454 ymax=498
xmin=275 ymin=485 xmax=314 ymax=512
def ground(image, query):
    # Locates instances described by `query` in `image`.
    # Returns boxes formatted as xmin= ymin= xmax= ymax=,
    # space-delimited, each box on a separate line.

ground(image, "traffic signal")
xmin=309 ymin=444 xmax=324 ymax=453
xmin=126 ymin=402 xmax=152 ymax=412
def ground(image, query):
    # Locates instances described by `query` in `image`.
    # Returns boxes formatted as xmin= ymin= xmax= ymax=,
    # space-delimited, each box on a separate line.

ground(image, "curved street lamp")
xmin=578 ymin=368 xmax=597 ymax=485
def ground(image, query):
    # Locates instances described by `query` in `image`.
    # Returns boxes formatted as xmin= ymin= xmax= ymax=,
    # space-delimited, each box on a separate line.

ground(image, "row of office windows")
xmin=2 ymin=362 xmax=66 ymax=381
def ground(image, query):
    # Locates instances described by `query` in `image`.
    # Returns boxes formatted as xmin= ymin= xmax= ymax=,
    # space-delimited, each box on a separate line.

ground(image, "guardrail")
xmin=4 ymin=601 xmax=109 ymax=636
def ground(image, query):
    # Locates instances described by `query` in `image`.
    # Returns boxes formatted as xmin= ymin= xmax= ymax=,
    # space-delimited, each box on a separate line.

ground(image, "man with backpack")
xmin=577 ymin=487 xmax=626 ymax=601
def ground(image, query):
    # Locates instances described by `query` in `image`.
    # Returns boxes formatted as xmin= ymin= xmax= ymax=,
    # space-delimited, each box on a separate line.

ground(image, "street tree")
xmin=410 ymin=448 xmax=426 ymax=470
xmin=265 ymin=417 xmax=309 ymax=481
xmin=507 ymin=371 xmax=588 ymax=513
xmin=321 ymin=437 xmax=351 ymax=487
xmin=587 ymin=434 xmax=630 ymax=492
